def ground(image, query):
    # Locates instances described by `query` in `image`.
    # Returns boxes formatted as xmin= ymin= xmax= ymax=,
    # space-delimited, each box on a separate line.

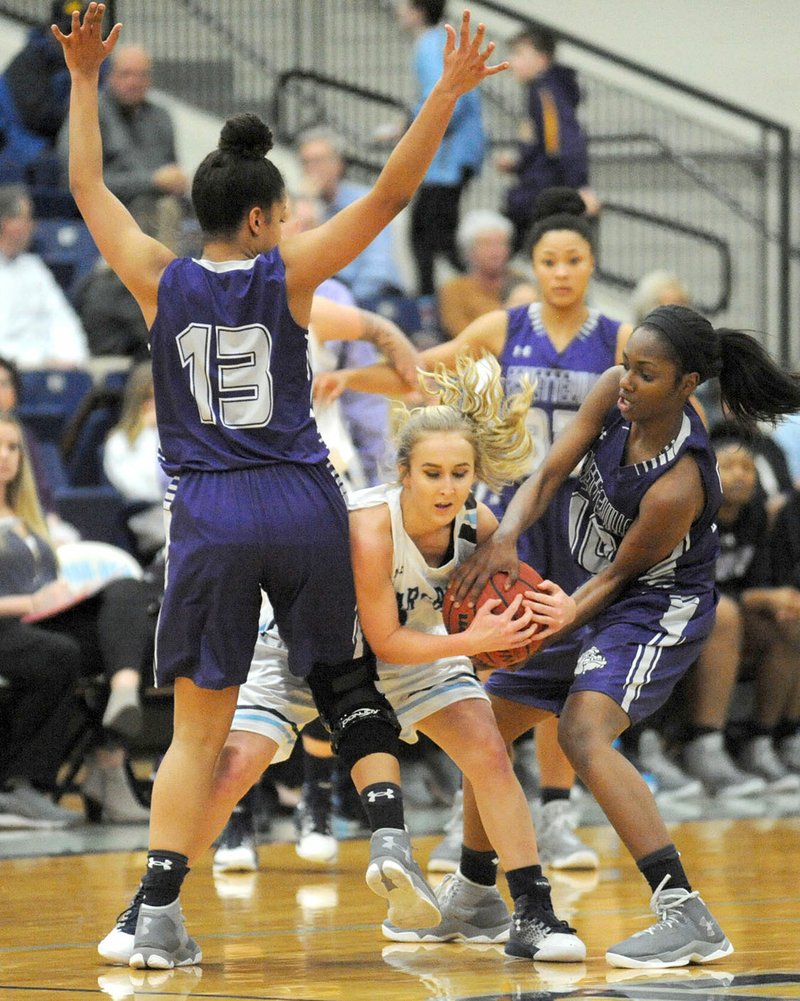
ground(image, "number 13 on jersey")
xmin=177 ymin=322 xmax=275 ymax=428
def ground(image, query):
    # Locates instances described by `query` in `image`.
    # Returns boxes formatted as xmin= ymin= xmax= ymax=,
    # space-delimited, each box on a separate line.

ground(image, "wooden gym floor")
xmin=1 ymin=795 xmax=800 ymax=1001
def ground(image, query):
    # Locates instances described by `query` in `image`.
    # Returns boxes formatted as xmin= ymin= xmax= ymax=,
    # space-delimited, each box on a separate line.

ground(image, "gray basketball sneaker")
xmin=605 ymin=877 xmax=734 ymax=969
xmin=382 ymin=870 xmax=510 ymax=942
xmin=366 ymin=828 xmax=441 ymax=929
xmin=128 ymin=899 xmax=202 ymax=969
xmin=537 ymin=799 xmax=599 ymax=870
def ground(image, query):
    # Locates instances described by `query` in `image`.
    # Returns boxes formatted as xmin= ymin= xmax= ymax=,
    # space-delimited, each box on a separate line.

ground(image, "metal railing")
xmin=1 ymin=0 xmax=795 ymax=360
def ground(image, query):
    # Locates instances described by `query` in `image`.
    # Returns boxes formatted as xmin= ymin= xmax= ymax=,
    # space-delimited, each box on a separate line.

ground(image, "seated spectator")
xmin=0 ymin=2 xmax=88 ymax=189
xmin=57 ymin=43 xmax=189 ymax=251
xmin=681 ymin=430 xmax=800 ymax=795
xmin=297 ymin=127 xmax=407 ymax=304
xmin=438 ymin=209 xmax=536 ymax=339
xmin=629 ymin=269 xmax=690 ymax=324
xmin=766 ymin=485 xmax=800 ymax=772
xmin=75 ymin=257 xmax=150 ymax=361
xmin=0 ymin=353 xmax=81 ymax=547
xmin=102 ymin=362 xmax=167 ymax=561
xmin=0 ymin=412 xmax=156 ymax=823
xmin=0 ymin=184 xmax=89 ymax=369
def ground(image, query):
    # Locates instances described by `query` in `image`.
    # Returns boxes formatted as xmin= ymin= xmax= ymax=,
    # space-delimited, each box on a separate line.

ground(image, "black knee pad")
xmin=307 ymin=653 xmax=400 ymax=763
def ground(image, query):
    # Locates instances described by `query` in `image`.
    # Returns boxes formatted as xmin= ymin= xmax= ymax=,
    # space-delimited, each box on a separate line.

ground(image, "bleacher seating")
xmin=31 ymin=217 xmax=100 ymax=304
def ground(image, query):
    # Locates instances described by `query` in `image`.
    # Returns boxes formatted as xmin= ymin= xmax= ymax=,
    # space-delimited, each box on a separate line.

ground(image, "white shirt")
xmin=0 ymin=251 xmax=89 ymax=369
xmin=103 ymin=426 xmax=166 ymax=502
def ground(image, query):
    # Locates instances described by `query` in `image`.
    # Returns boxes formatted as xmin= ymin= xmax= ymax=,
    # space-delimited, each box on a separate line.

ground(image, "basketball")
xmin=442 ymin=561 xmax=545 ymax=670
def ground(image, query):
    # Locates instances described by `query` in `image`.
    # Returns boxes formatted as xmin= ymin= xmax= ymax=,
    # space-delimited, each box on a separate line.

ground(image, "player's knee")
xmin=336 ymin=713 xmax=400 ymax=776
xmin=557 ymin=713 xmax=596 ymax=774
xmin=215 ymin=740 xmax=267 ymax=799
xmin=306 ymin=653 xmax=400 ymax=769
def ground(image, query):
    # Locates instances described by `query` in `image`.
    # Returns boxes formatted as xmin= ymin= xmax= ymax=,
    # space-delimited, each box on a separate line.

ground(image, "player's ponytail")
xmin=640 ymin=304 xmax=800 ymax=432
xmin=394 ymin=354 xmax=534 ymax=493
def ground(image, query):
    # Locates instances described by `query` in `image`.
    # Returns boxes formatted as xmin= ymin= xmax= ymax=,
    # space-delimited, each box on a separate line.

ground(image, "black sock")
xmin=775 ymin=718 xmax=800 ymax=741
xmin=685 ymin=724 xmax=719 ymax=742
xmin=303 ymin=754 xmax=334 ymax=813
xmin=141 ymin=850 xmax=189 ymax=907
xmin=505 ymin=863 xmax=544 ymax=904
xmin=743 ymin=721 xmax=774 ymax=739
xmin=360 ymin=782 xmax=404 ymax=831
xmin=540 ymin=786 xmax=571 ymax=805
xmin=459 ymin=845 xmax=498 ymax=887
xmin=637 ymin=844 xmax=691 ymax=894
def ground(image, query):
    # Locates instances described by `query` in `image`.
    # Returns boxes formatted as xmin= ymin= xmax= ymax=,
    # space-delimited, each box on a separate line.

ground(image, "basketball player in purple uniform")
xmin=451 ymin=304 xmax=800 ymax=967
xmin=317 ymin=187 xmax=633 ymax=873
xmin=56 ymin=2 xmax=508 ymax=968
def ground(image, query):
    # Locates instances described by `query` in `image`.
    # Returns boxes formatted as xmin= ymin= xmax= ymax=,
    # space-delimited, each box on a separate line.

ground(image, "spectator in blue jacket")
xmin=497 ymin=24 xmax=599 ymax=252
xmin=397 ymin=0 xmax=486 ymax=297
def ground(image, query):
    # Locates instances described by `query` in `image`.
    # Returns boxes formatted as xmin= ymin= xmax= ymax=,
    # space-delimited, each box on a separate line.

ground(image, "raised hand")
xmin=51 ymin=1 xmax=122 ymax=76
xmin=438 ymin=9 xmax=509 ymax=98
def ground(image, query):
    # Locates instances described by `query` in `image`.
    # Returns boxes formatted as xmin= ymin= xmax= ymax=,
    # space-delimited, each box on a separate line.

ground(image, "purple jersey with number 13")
xmin=150 ymin=247 xmax=328 ymax=475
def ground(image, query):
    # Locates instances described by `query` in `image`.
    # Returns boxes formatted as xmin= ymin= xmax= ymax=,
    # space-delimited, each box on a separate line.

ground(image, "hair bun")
xmin=533 ymin=187 xmax=586 ymax=223
xmin=219 ymin=113 xmax=273 ymax=159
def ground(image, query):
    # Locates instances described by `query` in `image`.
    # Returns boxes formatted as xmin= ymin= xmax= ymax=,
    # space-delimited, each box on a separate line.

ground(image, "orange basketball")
xmin=442 ymin=561 xmax=545 ymax=669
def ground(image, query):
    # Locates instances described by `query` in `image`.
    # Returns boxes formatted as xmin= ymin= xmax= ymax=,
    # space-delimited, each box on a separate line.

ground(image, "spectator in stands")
xmin=630 ymin=269 xmax=690 ymax=325
xmin=0 ymin=2 xmax=88 ymax=188
xmin=102 ymin=362 xmax=167 ymax=562
xmin=396 ymin=0 xmax=486 ymax=298
xmin=0 ymin=184 xmax=89 ymax=369
xmin=0 ymin=411 xmax=155 ymax=823
xmin=766 ymin=483 xmax=800 ymax=773
xmin=681 ymin=430 xmax=800 ymax=796
xmin=57 ymin=43 xmax=189 ymax=251
xmin=497 ymin=24 xmax=599 ymax=253
xmin=297 ymin=127 xmax=407 ymax=304
xmin=438 ymin=209 xmax=536 ymax=339
xmin=76 ymin=256 xmax=150 ymax=360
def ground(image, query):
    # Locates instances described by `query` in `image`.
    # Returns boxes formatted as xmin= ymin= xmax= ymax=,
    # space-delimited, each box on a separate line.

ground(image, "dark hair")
xmin=639 ymin=304 xmax=800 ymax=431
xmin=526 ymin=186 xmax=594 ymax=254
xmin=0 ymin=355 xmax=21 ymax=402
xmin=410 ymin=0 xmax=447 ymax=26
xmin=191 ymin=113 xmax=285 ymax=238
xmin=509 ymin=24 xmax=557 ymax=58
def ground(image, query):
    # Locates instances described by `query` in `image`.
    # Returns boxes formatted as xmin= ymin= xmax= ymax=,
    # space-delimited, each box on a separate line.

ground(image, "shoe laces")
xmin=648 ymin=875 xmax=699 ymax=929
xmin=115 ymin=884 xmax=145 ymax=934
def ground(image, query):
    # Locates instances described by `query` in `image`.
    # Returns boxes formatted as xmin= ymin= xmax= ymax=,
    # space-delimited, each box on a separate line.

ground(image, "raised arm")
xmin=314 ymin=308 xmax=508 ymax=404
xmin=281 ymin=11 xmax=507 ymax=294
xmin=309 ymin=295 xmax=420 ymax=390
xmin=53 ymin=3 xmax=174 ymax=324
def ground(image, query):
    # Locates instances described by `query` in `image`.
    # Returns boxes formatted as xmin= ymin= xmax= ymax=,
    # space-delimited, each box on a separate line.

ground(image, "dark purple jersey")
xmin=150 ymin=249 xmax=327 ymax=475
xmin=569 ymin=402 xmax=722 ymax=595
xmin=500 ymin=302 xmax=621 ymax=476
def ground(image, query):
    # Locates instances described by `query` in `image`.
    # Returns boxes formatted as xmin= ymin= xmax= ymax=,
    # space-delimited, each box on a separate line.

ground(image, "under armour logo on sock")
xmin=367 ymin=788 xmax=396 ymax=803
xmin=147 ymin=857 xmax=173 ymax=870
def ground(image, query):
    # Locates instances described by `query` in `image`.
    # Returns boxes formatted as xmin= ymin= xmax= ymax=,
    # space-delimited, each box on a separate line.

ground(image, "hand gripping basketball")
xmin=442 ymin=561 xmax=545 ymax=669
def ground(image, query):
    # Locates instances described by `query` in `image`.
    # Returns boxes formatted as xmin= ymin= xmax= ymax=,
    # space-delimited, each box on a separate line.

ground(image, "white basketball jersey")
xmin=348 ymin=482 xmax=478 ymax=657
